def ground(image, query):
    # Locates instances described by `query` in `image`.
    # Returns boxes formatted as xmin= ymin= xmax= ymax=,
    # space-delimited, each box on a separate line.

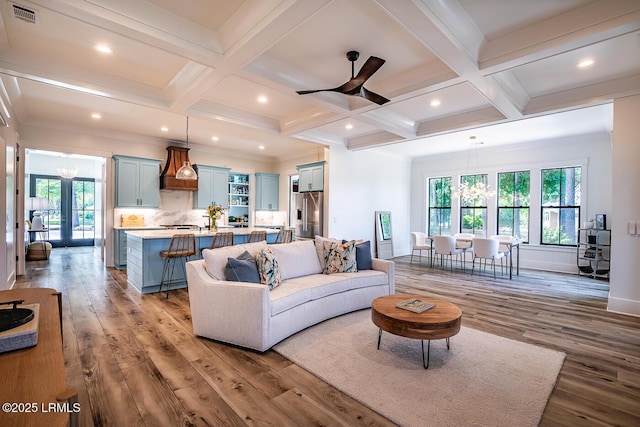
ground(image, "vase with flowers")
xmin=207 ymin=202 xmax=224 ymax=232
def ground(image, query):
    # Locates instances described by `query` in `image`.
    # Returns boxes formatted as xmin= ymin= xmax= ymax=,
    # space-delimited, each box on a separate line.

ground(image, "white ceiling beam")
xmin=480 ymin=0 xmax=640 ymax=72
xmin=376 ymin=0 xmax=524 ymax=120
xmin=524 ymin=73 xmax=640 ymax=115
xmin=26 ymin=0 xmax=224 ymax=66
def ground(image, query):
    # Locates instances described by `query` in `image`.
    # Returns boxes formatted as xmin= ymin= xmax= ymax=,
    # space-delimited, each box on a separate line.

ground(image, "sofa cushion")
xmin=225 ymin=251 xmax=259 ymax=283
xmin=269 ymin=274 xmax=348 ymax=316
xmin=323 ymin=240 xmax=357 ymax=274
xmin=203 ymin=241 xmax=267 ymax=280
xmin=256 ymin=248 xmax=281 ymax=290
xmin=268 ymin=240 xmax=322 ymax=280
xmin=242 ymin=241 xmax=270 ymax=257
xmin=332 ymin=269 xmax=388 ymax=288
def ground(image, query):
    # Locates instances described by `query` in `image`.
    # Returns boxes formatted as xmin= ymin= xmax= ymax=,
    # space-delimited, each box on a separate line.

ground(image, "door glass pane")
xmin=72 ymin=180 xmax=95 ymax=240
xmin=35 ymin=177 xmax=61 ymax=242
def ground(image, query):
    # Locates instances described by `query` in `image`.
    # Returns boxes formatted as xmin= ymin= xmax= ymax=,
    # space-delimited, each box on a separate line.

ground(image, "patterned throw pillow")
xmin=323 ymin=240 xmax=357 ymax=274
xmin=255 ymin=248 xmax=281 ymax=290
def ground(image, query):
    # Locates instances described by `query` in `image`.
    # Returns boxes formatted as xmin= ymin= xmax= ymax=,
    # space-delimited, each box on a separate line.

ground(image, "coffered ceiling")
xmin=0 ymin=0 xmax=638 ymax=160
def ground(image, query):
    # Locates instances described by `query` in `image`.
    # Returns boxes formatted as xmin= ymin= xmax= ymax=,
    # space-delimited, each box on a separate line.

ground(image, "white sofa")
xmin=186 ymin=239 xmax=395 ymax=352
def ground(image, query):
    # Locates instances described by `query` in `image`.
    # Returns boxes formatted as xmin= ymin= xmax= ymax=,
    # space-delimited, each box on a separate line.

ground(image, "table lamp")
xmin=26 ymin=197 xmax=49 ymax=230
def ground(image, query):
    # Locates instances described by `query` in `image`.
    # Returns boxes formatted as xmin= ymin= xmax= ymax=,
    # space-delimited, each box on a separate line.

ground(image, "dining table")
xmin=428 ymin=235 xmax=521 ymax=279
xmin=494 ymin=236 xmax=521 ymax=279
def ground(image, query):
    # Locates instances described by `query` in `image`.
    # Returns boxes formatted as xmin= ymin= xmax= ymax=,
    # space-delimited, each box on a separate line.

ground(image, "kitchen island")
xmin=125 ymin=227 xmax=280 ymax=294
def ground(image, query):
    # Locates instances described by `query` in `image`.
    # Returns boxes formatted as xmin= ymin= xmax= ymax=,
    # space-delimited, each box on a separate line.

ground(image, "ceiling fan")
xmin=296 ymin=51 xmax=390 ymax=105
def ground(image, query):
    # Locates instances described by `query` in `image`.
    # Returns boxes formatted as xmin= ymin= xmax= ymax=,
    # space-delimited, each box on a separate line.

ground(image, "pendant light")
xmin=176 ymin=116 xmax=198 ymax=180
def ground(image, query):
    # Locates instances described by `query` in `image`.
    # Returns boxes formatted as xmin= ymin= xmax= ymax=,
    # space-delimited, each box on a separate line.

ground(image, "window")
xmin=497 ymin=171 xmax=530 ymax=242
xmin=541 ymin=167 xmax=581 ymax=245
xmin=428 ymin=177 xmax=451 ymax=235
xmin=459 ymin=174 xmax=488 ymax=236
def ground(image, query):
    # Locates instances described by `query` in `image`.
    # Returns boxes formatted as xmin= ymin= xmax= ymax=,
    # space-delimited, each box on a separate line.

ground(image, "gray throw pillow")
xmin=225 ymin=251 xmax=260 ymax=283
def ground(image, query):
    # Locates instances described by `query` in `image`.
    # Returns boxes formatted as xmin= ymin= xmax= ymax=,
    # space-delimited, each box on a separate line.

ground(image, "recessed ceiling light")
xmin=345 ymin=123 xmax=353 ymax=130
xmin=211 ymin=136 xmax=219 ymax=141
xmin=94 ymin=44 xmax=112 ymax=54
xmin=258 ymin=145 xmax=265 ymax=150
xmin=91 ymin=113 xmax=101 ymax=119
xmin=257 ymin=95 xmax=267 ymax=103
xmin=160 ymin=126 xmax=168 ymax=132
xmin=430 ymin=99 xmax=441 ymax=107
xmin=578 ymin=58 xmax=594 ymax=68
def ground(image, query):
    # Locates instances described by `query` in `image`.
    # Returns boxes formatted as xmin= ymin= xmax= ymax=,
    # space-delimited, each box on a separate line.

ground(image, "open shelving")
xmin=577 ymin=228 xmax=610 ymax=279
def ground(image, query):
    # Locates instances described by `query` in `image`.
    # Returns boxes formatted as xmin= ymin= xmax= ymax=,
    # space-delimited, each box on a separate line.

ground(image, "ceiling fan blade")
xmin=296 ymin=89 xmax=325 ymax=95
xmin=296 ymin=55 xmax=388 ymax=103
xmin=359 ymin=87 xmax=390 ymax=105
xmin=353 ymin=56 xmax=385 ymax=84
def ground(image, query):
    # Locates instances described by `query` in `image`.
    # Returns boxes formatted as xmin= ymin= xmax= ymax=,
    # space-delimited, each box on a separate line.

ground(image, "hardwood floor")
xmin=14 ymin=247 xmax=640 ymax=426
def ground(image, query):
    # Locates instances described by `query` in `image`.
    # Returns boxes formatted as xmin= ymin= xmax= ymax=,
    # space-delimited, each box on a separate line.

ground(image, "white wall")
xmin=610 ymin=95 xmax=640 ymax=316
xmin=410 ymin=133 xmax=612 ymax=273
xmin=327 ymin=145 xmax=411 ymax=257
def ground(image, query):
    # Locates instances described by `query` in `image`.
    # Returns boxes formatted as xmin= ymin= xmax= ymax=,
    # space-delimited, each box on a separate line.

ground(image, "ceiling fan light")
xmin=176 ymin=161 xmax=197 ymax=180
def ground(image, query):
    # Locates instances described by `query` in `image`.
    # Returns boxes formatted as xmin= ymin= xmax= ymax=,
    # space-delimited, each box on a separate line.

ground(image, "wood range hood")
xmin=160 ymin=145 xmax=198 ymax=191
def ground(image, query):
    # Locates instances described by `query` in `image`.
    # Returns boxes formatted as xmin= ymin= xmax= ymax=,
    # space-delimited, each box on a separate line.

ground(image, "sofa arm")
xmin=186 ymin=260 xmax=271 ymax=351
xmin=372 ymin=258 xmax=395 ymax=294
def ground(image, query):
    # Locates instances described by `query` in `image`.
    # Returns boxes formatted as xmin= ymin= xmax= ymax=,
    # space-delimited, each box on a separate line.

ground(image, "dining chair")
xmin=432 ymin=235 xmax=464 ymax=272
xmin=410 ymin=232 xmax=432 ymax=265
xmin=454 ymin=233 xmax=475 ymax=266
xmin=274 ymin=228 xmax=293 ymax=244
xmin=159 ymin=233 xmax=196 ymax=298
xmin=247 ymin=230 xmax=267 ymax=243
xmin=490 ymin=234 xmax=513 ymax=256
xmin=209 ymin=231 xmax=234 ymax=249
xmin=471 ymin=237 xmax=505 ymax=278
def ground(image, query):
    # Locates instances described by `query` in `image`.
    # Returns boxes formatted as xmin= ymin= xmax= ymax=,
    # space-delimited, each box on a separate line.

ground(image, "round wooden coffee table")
xmin=371 ymin=294 xmax=462 ymax=369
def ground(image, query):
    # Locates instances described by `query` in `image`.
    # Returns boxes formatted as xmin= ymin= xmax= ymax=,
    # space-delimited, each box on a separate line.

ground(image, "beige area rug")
xmin=273 ymin=309 xmax=565 ymax=427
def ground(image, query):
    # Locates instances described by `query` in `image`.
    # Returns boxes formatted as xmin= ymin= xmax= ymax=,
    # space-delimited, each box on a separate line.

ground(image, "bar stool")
xmin=247 ymin=230 xmax=267 ymax=243
xmin=274 ymin=229 xmax=293 ymax=244
xmin=209 ymin=232 xmax=234 ymax=249
xmin=159 ymin=233 xmax=196 ymax=298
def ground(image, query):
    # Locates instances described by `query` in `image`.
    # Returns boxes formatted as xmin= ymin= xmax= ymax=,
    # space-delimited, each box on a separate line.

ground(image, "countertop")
xmin=124 ymin=227 xmax=279 ymax=239
xmin=113 ymin=226 xmax=165 ymax=230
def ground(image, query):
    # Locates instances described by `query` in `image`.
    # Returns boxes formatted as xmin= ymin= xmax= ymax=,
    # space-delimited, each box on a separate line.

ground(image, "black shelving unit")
xmin=577 ymin=228 xmax=610 ymax=279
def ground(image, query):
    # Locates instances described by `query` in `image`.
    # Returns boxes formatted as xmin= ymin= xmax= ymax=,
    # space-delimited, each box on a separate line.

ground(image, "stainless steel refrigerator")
xmin=295 ymin=191 xmax=323 ymax=239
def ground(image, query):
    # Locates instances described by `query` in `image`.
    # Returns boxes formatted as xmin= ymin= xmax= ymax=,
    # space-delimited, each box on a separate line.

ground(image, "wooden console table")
xmin=0 ymin=288 xmax=77 ymax=427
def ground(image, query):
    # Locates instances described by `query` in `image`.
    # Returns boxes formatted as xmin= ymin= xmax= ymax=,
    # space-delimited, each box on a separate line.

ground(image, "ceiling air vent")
xmin=11 ymin=3 xmax=38 ymax=25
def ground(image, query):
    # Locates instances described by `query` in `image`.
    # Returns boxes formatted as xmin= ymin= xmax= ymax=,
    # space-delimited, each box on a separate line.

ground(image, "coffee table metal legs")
xmin=377 ymin=329 xmax=451 ymax=369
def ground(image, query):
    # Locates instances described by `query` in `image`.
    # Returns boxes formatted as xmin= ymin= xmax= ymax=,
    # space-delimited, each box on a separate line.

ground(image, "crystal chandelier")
xmin=57 ymin=156 xmax=78 ymax=179
xmin=453 ymin=180 xmax=495 ymax=203
xmin=452 ymin=136 xmax=496 ymax=203
xmin=176 ymin=116 xmax=198 ymax=180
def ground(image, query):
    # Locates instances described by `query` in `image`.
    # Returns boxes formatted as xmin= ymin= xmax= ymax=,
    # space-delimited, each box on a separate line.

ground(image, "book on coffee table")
xmin=396 ymin=298 xmax=435 ymax=313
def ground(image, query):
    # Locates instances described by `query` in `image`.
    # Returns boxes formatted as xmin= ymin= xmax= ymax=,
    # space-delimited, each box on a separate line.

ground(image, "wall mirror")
xmin=375 ymin=211 xmax=393 ymax=259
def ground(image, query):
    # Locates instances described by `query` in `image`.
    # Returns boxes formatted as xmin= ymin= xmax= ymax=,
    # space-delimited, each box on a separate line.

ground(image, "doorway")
xmin=29 ymin=175 xmax=95 ymax=247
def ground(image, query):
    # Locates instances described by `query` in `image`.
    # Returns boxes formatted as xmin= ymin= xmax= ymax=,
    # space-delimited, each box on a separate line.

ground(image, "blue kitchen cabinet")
xmin=113 ymin=155 xmax=161 ymax=207
xmin=193 ymin=164 xmax=231 ymax=209
xmin=255 ymin=173 xmax=279 ymax=211
xmin=297 ymin=161 xmax=325 ymax=192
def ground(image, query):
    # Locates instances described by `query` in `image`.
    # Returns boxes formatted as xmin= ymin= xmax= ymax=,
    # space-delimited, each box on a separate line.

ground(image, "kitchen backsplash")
xmin=114 ymin=190 xmax=288 ymax=228
xmin=115 ymin=190 xmax=218 ymax=228
xmin=255 ymin=210 xmax=287 ymax=227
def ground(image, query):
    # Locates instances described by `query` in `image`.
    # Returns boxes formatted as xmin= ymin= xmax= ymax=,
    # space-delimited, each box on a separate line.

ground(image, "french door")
xmin=30 ymin=175 xmax=95 ymax=247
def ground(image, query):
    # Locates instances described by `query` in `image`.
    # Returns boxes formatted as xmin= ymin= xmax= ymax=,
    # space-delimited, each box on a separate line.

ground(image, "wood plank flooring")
xmin=14 ymin=247 xmax=640 ymax=426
